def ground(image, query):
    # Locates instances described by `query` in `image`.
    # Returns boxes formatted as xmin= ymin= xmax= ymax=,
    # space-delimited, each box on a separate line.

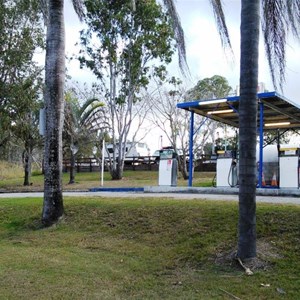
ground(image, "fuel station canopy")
xmin=177 ymin=91 xmax=300 ymax=130
xmin=176 ymin=91 xmax=300 ymax=187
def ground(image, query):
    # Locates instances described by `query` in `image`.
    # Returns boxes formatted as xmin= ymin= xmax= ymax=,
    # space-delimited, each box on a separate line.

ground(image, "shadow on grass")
xmin=2 ymin=216 xmax=44 ymax=236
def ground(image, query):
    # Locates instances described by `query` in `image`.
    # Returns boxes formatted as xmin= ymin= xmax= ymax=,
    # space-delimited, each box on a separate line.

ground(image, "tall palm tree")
xmin=237 ymin=0 xmax=260 ymax=259
xmin=238 ymin=0 xmax=300 ymax=259
xmin=165 ymin=0 xmax=300 ymax=260
xmin=42 ymin=0 xmax=84 ymax=226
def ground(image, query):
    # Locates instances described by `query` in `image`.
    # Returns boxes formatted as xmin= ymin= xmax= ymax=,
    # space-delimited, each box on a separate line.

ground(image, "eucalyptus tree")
xmin=0 ymin=0 xmax=44 ymax=179
xmin=148 ymin=74 xmax=232 ymax=179
xmin=42 ymin=0 xmax=84 ymax=226
xmin=0 ymin=0 xmax=44 ymax=158
xmin=187 ymin=75 xmax=232 ymax=100
xmin=187 ymin=75 xmax=233 ymax=157
xmin=0 ymin=0 xmax=44 ymax=106
xmin=79 ymin=0 xmax=176 ymax=180
xmin=9 ymin=70 xmax=44 ymax=186
xmin=147 ymin=76 xmax=191 ymax=179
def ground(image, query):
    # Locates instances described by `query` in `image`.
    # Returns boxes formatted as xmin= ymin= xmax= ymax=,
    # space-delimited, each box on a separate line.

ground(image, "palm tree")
xmin=237 ymin=0 xmax=260 ymax=260
xmin=165 ymin=0 xmax=300 ymax=260
xmin=64 ymin=96 xmax=108 ymax=184
xmin=238 ymin=0 xmax=300 ymax=260
xmin=42 ymin=0 xmax=84 ymax=226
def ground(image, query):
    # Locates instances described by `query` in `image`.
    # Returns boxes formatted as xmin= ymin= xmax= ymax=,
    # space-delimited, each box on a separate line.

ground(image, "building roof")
xmin=177 ymin=91 xmax=300 ymax=130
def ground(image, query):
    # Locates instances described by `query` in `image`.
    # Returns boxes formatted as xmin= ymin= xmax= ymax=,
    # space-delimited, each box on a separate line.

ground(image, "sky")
xmin=65 ymin=0 xmax=300 ymax=101
xmin=63 ymin=0 xmax=300 ymax=151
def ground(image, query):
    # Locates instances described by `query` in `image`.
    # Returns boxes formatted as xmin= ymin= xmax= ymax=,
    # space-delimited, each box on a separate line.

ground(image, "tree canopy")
xmin=0 ymin=0 xmax=44 ymax=106
xmin=0 ymin=0 xmax=44 ymax=177
xmin=187 ymin=75 xmax=232 ymax=100
xmin=79 ymin=0 xmax=177 ymax=179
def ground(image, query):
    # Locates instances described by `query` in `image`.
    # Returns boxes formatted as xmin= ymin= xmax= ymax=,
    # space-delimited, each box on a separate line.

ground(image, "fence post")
xmin=77 ymin=159 xmax=80 ymax=173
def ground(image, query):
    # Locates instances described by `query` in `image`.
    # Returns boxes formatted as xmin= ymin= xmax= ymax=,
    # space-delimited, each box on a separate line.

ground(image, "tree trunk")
xmin=42 ymin=0 xmax=65 ymax=227
xmin=237 ymin=0 xmax=260 ymax=259
xmin=69 ymin=150 xmax=75 ymax=184
xmin=110 ymin=157 xmax=124 ymax=180
xmin=23 ymin=148 xmax=32 ymax=186
xmin=178 ymin=156 xmax=188 ymax=180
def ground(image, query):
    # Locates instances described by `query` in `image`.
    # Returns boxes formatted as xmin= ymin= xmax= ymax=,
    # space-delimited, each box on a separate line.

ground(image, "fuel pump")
xmin=216 ymin=150 xmax=238 ymax=187
xmin=279 ymin=145 xmax=299 ymax=189
xmin=158 ymin=149 xmax=178 ymax=186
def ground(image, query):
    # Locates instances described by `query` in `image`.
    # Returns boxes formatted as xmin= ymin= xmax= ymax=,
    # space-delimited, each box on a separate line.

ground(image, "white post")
xmin=101 ymin=139 xmax=105 ymax=186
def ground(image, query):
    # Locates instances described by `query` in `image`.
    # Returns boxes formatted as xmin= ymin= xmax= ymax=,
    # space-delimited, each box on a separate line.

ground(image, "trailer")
xmin=104 ymin=142 xmax=150 ymax=164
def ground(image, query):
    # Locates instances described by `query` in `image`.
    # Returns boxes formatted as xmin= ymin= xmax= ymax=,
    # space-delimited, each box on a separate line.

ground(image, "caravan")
xmin=104 ymin=142 xmax=150 ymax=163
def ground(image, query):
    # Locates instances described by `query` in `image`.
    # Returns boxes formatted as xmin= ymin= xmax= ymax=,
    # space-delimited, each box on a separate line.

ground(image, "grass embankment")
xmin=0 ymin=159 xmax=215 ymax=191
xmin=0 ymin=161 xmax=24 ymax=180
xmin=0 ymin=196 xmax=299 ymax=299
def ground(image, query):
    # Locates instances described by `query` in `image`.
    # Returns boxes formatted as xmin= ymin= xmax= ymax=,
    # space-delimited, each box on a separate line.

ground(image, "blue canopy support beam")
xmin=258 ymin=101 xmax=264 ymax=188
xmin=188 ymin=110 xmax=194 ymax=187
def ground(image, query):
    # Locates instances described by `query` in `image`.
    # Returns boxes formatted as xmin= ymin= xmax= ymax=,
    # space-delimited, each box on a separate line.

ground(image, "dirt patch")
xmin=215 ymin=239 xmax=282 ymax=272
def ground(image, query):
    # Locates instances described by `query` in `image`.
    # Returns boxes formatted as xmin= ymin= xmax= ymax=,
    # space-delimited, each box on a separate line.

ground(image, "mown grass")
xmin=0 ymin=165 xmax=215 ymax=191
xmin=0 ymin=196 xmax=299 ymax=299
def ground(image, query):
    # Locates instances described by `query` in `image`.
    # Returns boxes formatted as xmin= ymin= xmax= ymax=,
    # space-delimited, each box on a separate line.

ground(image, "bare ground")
xmin=215 ymin=239 xmax=282 ymax=272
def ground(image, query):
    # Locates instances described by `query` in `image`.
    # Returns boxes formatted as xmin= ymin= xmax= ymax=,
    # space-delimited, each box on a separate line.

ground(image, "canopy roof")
xmin=177 ymin=91 xmax=300 ymax=130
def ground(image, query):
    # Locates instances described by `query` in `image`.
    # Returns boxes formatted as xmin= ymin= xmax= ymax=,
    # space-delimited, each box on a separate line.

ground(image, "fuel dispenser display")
xmin=279 ymin=145 xmax=299 ymax=189
xmin=216 ymin=150 xmax=238 ymax=187
xmin=158 ymin=149 xmax=178 ymax=186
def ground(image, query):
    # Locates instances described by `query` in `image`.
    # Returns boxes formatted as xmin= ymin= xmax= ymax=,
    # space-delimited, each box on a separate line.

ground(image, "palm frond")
xmin=209 ymin=0 xmax=233 ymax=51
xmin=162 ymin=0 xmax=190 ymax=77
xmin=40 ymin=0 xmax=85 ymax=23
xmin=262 ymin=0 xmax=300 ymax=90
xmin=79 ymin=98 xmax=107 ymax=130
xmin=70 ymin=0 xmax=85 ymax=21
xmin=40 ymin=0 xmax=49 ymax=24
xmin=286 ymin=0 xmax=300 ymax=36
xmin=79 ymin=98 xmax=104 ymax=116
xmin=262 ymin=0 xmax=286 ymax=90
xmin=80 ymin=104 xmax=106 ymax=127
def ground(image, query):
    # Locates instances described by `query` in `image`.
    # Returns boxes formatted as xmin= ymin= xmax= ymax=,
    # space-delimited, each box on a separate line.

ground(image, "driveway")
xmin=0 ymin=191 xmax=299 ymax=205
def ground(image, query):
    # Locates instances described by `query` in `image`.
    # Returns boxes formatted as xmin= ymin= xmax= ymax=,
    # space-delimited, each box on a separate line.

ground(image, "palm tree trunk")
xmin=42 ymin=0 xmax=65 ymax=226
xmin=237 ymin=0 xmax=260 ymax=259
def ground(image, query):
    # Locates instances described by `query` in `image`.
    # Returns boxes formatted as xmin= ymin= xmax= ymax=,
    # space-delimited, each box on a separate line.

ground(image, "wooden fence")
xmin=63 ymin=155 xmax=216 ymax=173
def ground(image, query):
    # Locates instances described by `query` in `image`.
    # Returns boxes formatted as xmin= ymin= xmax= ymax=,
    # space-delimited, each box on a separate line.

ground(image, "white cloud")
xmin=64 ymin=1 xmax=299 ymax=102
xmin=62 ymin=1 xmax=300 ymax=147
xmin=167 ymin=0 xmax=299 ymax=103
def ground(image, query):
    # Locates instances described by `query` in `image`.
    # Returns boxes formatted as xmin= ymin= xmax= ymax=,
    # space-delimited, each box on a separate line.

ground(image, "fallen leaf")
xmin=276 ymin=288 xmax=286 ymax=294
xmin=260 ymin=283 xmax=270 ymax=287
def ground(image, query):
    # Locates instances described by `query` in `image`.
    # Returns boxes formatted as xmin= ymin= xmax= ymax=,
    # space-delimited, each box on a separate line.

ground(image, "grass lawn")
xmin=0 ymin=169 xmax=215 ymax=192
xmin=0 ymin=196 xmax=299 ymax=299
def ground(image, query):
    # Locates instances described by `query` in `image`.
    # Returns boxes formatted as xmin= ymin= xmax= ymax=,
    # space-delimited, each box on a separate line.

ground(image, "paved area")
xmin=0 ymin=190 xmax=299 ymax=205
